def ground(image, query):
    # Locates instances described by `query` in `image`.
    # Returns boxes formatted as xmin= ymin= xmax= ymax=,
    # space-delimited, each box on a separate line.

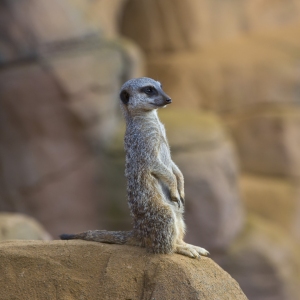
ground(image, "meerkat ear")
xmin=120 ymin=90 xmax=130 ymax=105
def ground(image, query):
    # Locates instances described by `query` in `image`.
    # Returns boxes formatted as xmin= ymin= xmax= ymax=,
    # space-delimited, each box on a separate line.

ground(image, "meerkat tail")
xmin=60 ymin=234 xmax=76 ymax=240
xmin=60 ymin=230 xmax=134 ymax=245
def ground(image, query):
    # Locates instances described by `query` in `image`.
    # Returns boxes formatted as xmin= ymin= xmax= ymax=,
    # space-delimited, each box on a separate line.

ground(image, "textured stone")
xmin=0 ymin=240 xmax=247 ymax=300
xmin=12 ymin=0 xmax=91 ymax=44
xmin=43 ymin=44 xmax=123 ymax=96
xmin=0 ymin=0 xmax=142 ymax=237
xmin=0 ymin=63 xmax=86 ymax=188
xmin=0 ymin=0 xmax=92 ymax=64
xmin=243 ymin=0 xmax=300 ymax=32
xmin=230 ymin=107 xmax=300 ymax=177
xmin=0 ymin=213 xmax=51 ymax=241
xmin=240 ymin=174 xmax=298 ymax=232
xmin=67 ymin=0 xmax=127 ymax=38
xmin=121 ymin=0 xmax=300 ymax=53
xmin=218 ymin=216 xmax=300 ymax=300
xmin=147 ymin=22 xmax=300 ymax=112
xmin=41 ymin=39 xmax=125 ymax=146
xmin=0 ymin=62 xmax=100 ymax=237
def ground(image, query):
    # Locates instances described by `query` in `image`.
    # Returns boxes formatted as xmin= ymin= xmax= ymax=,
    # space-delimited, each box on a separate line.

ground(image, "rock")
xmin=240 ymin=174 xmax=300 ymax=243
xmin=240 ymin=174 xmax=298 ymax=232
xmin=0 ymin=240 xmax=247 ymax=300
xmin=67 ymin=0 xmax=127 ymax=38
xmin=0 ymin=0 xmax=93 ymax=64
xmin=43 ymin=41 xmax=123 ymax=96
xmin=121 ymin=0 xmax=212 ymax=52
xmin=146 ymin=22 xmax=300 ymax=112
xmin=243 ymin=0 xmax=300 ymax=32
xmin=112 ymin=37 xmax=145 ymax=81
xmin=230 ymin=107 xmax=300 ymax=177
xmin=121 ymin=0 xmax=300 ymax=53
xmin=0 ymin=61 xmax=101 ymax=237
xmin=13 ymin=0 xmax=92 ymax=44
xmin=41 ymin=38 xmax=125 ymax=147
xmin=0 ymin=213 xmax=51 ymax=241
xmin=218 ymin=216 xmax=300 ymax=300
xmin=0 ymin=0 xmax=145 ymax=237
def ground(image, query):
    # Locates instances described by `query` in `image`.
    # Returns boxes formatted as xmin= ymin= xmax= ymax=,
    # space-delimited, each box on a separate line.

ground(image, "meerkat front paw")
xmin=170 ymin=190 xmax=182 ymax=208
xmin=171 ymin=196 xmax=181 ymax=208
xmin=175 ymin=243 xmax=209 ymax=258
xmin=178 ymin=189 xmax=185 ymax=206
xmin=180 ymin=196 xmax=185 ymax=205
xmin=179 ymin=190 xmax=185 ymax=200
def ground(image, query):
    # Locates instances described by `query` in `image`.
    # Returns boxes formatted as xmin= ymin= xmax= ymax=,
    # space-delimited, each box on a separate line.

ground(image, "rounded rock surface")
xmin=0 ymin=240 xmax=247 ymax=300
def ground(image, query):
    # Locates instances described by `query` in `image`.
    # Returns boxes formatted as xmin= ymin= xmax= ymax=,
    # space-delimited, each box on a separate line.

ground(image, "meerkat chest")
xmin=158 ymin=134 xmax=172 ymax=166
xmin=155 ymin=121 xmax=172 ymax=166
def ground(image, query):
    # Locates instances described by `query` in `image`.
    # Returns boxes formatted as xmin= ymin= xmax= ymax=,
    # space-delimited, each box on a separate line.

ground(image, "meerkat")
xmin=60 ymin=77 xmax=209 ymax=258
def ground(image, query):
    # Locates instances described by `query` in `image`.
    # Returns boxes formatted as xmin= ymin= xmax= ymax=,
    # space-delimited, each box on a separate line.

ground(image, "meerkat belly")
xmin=156 ymin=143 xmax=175 ymax=204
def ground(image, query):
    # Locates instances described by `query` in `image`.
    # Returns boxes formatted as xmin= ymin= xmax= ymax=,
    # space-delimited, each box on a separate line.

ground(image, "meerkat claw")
xmin=180 ymin=197 xmax=185 ymax=205
xmin=171 ymin=196 xmax=181 ymax=208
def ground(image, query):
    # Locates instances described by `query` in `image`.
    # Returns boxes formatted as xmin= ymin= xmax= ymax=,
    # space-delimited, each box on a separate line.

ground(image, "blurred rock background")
xmin=0 ymin=0 xmax=300 ymax=299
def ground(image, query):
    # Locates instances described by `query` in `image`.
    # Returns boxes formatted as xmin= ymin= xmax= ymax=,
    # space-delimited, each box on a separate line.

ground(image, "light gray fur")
xmin=60 ymin=77 xmax=209 ymax=258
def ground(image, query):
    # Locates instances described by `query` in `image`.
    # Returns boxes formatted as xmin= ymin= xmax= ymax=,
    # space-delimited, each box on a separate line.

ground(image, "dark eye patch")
xmin=120 ymin=90 xmax=130 ymax=105
xmin=141 ymin=86 xmax=158 ymax=96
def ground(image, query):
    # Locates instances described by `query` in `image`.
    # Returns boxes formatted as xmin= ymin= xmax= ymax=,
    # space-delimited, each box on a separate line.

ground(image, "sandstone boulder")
xmin=121 ymin=0 xmax=300 ymax=53
xmin=67 ymin=0 xmax=127 ymax=38
xmin=240 ymin=174 xmax=298 ymax=232
xmin=0 ymin=0 xmax=93 ymax=64
xmin=146 ymin=22 xmax=300 ymax=112
xmin=0 ymin=240 xmax=247 ymax=300
xmin=230 ymin=107 xmax=300 ymax=177
xmin=218 ymin=216 xmax=300 ymax=300
xmin=0 ymin=61 xmax=101 ymax=237
xmin=0 ymin=0 xmax=143 ymax=238
xmin=0 ymin=213 xmax=51 ymax=241
xmin=240 ymin=174 xmax=300 ymax=244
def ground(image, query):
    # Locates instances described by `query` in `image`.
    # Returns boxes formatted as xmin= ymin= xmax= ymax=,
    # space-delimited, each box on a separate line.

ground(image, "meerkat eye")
xmin=141 ymin=86 xmax=157 ymax=96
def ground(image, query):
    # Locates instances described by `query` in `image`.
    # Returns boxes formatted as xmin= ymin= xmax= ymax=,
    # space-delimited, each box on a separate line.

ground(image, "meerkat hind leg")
xmin=186 ymin=243 xmax=210 ymax=256
xmin=175 ymin=244 xmax=200 ymax=258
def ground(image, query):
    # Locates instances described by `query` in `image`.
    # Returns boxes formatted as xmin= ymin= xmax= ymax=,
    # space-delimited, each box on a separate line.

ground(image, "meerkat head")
xmin=119 ymin=77 xmax=171 ymax=115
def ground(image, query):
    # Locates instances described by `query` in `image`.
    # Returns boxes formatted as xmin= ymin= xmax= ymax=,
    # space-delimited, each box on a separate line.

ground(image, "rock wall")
xmin=0 ymin=240 xmax=248 ymax=300
xmin=121 ymin=0 xmax=300 ymax=53
xmin=0 ymin=0 xmax=142 ymax=238
xmin=120 ymin=1 xmax=300 ymax=299
xmin=217 ymin=216 xmax=300 ymax=300
xmin=0 ymin=213 xmax=51 ymax=241
xmin=66 ymin=0 xmax=127 ymax=38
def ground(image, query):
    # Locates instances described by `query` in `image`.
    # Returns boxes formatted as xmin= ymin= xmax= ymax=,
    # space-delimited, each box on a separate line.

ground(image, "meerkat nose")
xmin=165 ymin=98 xmax=172 ymax=104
